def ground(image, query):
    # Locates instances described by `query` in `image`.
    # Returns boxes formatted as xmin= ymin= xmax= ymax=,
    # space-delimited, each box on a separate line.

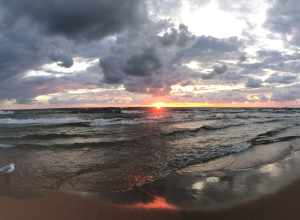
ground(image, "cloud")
xmin=2 ymin=0 xmax=299 ymax=107
xmin=159 ymin=24 xmax=195 ymax=47
xmin=100 ymin=24 xmax=241 ymax=96
xmin=213 ymin=63 xmax=228 ymax=74
xmin=0 ymin=0 xmax=146 ymax=40
xmin=246 ymin=78 xmax=263 ymax=88
xmin=266 ymin=73 xmax=298 ymax=85
xmin=265 ymin=0 xmax=300 ymax=45
xmin=49 ymin=52 xmax=74 ymax=68
xmin=271 ymin=84 xmax=300 ymax=101
xmin=123 ymin=49 xmax=162 ymax=77
xmin=175 ymin=36 xmax=241 ymax=63
xmin=0 ymin=19 xmax=46 ymax=80
xmin=0 ymin=0 xmax=148 ymax=104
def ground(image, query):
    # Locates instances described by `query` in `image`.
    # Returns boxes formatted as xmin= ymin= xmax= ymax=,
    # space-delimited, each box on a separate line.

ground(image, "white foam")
xmin=121 ymin=110 xmax=144 ymax=114
xmin=90 ymin=118 xmax=120 ymax=127
xmin=91 ymin=118 xmax=141 ymax=127
xmin=0 ymin=144 xmax=15 ymax=149
xmin=0 ymin=117 xmax=85 ymax=125
xmin=0 ymin=163 xmax=15 ymax=174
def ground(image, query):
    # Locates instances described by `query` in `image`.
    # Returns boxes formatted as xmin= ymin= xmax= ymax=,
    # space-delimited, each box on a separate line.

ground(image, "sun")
xmin=152 ymin=102 xmax=166 ymax=109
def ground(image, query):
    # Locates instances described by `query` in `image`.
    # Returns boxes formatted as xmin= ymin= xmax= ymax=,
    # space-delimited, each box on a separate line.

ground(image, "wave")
xmin=90 ymin=118 xmax=142 ymax=127
xmin=168 ymin=142 xmax=252 ymax=170
xmin=0 ymin=117 xmax=87 ymax=126
xmin=90 ymin=117 xmax=165 ymax=127
xmin=168 ymin=130 xmax=300 ymax=172
xmin=0 ymin=110 xmax=14 ymax=115
xmin=250 ymin=126 xmax=297 ymax=145
xmin=121 ymin=110 xmax=145 ymax=114
xmin=16 ymin=138 xmax=137 ymax=149
xmin=0 ymin=133 xmax=92 ymax=141
xmin=162 ymin=123 xmax=245 ymax=137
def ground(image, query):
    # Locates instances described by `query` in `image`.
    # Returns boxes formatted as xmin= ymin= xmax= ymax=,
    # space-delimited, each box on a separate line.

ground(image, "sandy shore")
xmin=0 ymin=177 xmax=300 ymax=220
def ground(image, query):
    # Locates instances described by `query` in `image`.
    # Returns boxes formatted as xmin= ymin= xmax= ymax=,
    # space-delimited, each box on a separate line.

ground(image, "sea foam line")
xmin=0 ymin=117 xmax=86 ymax=125
xmin=0 ymin=110 xmax=14 ymax=115
xmin=0 ymin=144 xmax=15 ymax=149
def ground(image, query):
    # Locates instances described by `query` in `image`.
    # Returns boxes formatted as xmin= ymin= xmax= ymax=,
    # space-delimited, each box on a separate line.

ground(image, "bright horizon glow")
xmin=2 ymin=100 xmax=300 ymax=110
xmin=151 ymin=102 xmax=167 ymax=109
xmin=143 ymin=100 xmax=300 ymax=109
xmin=1 ymin=98 xmax=300 ymax=110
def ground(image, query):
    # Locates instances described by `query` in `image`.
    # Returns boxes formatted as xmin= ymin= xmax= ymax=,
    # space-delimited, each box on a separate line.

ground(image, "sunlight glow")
xmin=152 ymin=102 xmax=166 ymax=109
xmin=179 ymin=1 xmax=246 ymax=38
xmin=130 ymin=196 xmax=177 ymax=210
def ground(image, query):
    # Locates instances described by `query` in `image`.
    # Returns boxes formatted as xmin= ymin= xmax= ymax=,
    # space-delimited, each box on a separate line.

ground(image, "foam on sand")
xmin=0 ymin=163 xmax=15 ymax=174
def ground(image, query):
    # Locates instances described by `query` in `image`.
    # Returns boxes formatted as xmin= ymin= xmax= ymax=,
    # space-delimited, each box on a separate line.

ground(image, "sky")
xmin=1 ymin=0 xmax=300 ymax=109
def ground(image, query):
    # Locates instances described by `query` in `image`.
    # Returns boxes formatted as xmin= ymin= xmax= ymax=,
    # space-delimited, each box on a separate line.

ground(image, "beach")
xmin=0 ymin=177 xmax=300 ymax=220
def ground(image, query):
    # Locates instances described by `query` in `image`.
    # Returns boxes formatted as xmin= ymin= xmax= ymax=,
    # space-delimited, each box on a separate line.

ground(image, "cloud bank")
xmin=0 ymin=0 xmax=300 ymax=108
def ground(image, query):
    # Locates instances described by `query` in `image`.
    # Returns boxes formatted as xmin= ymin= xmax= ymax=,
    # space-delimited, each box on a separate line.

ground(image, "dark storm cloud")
xmin=0 ymin=0 xmax=145 ymax=40
xmin=100 ymin=46 xmax=174 ymax=94
xmin=0 ymin=18 xmax=50 ymax=80
xmin=0 ymin=0 xmax=149 ymax=103
xmin=100 ymin=26 xmax=241 ymax=95
xmin=100 ymin=56 xmax=126 ymax=84
xmin=0 ymin=0 xmax=261 ymax=106
xmin=49 ymin=52 xmax=74 ymax=68
xmin=159 ymin=24 xmax=195 ymax=47
xmin=123 ymin=49 xmax=161 ymax=76
xmin=99 ymin=23 xmax=195 ymax=95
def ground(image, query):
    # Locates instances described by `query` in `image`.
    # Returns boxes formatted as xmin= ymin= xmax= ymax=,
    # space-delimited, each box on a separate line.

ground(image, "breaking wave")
xmin=162 ymin=123 xmax=245 ymax=137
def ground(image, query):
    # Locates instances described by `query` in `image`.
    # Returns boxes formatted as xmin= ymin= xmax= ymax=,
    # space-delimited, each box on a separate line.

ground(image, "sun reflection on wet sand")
xmin=130 ymin=196 xmax=177 ymax=210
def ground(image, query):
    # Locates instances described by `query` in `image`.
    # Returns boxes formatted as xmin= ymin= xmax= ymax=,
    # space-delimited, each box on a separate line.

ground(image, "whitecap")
xmin=91 ymin=118 xmax=142 ymax=127
xmin=121 ymin=110 xmax=144 ymax=114
xmin=90 ymin=118 xmax=121 ymax=127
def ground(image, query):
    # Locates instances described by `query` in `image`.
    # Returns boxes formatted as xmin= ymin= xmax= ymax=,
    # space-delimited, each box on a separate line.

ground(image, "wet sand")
xmin=0 ymin=177 xmax=300 ymax=220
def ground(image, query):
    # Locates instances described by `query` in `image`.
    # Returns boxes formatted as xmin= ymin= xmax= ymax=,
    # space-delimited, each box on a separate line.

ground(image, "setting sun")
xmin=152 ymin=102 xmax=166 ymax=109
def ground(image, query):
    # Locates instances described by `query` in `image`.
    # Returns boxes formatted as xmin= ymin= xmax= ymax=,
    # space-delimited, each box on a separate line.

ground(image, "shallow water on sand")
xmin=0 ymin=108 xmax=299 ymax=208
